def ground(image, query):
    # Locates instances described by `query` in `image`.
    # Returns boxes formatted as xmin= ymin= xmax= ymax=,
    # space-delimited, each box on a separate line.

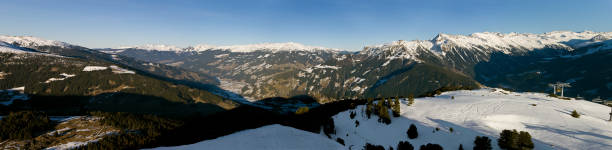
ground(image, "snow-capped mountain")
xmin=362 ymin=31 xmax=612 ymax=59
xmin=0 ymin=35 xmax=73 ymax=48
xmin=117 ymin=42 xmax=340 ymax=53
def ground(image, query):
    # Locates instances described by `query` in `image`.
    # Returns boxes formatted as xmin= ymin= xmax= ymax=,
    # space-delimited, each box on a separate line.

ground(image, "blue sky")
xmin=1 ymin=0 xmax=611 ymax=50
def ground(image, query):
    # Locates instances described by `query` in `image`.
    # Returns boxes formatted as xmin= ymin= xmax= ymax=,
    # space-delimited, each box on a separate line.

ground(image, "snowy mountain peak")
xmin=0 ymin=35 xmax=72 ymax=48
xmin=117 ymin=42 xmax=339 ymax=53
xmin=591 ymin=34 xmax=609 ymax=42
xmin=207 ymin=42 xmax=339 ymax=52
xmin=364 ymin=31 xmax=612 ymax=59
xmin=118 ymin=44 xmax=183 ymax=52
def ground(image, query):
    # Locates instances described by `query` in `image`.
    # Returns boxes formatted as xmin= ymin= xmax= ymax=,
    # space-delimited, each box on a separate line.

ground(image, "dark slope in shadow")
xmin=473 ymin=47 xmax=612 ymax=100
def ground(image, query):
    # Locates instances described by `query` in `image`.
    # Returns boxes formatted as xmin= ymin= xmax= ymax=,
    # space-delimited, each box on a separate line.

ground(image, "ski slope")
xmin=332 ymin=88 xmax=612 ymax=150
xmin=147 ymin=88 xmax=612 ymax=150
xmin=150 ymin=124 xmax=343 ymax=150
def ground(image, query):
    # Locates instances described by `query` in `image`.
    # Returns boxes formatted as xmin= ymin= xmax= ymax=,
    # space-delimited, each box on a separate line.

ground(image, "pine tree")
xmin=459 ymin=144 xmax=464 ymax=150
xmin=408 ymin=94 xmax=415 ymax=106
xmin=518 ymin=131 xmax=534 ymax=149
xmin=392 ymin=97 xmax=401 ymax=117
xmin=377 ymin=100 xmax=391 ymax=124
xmin=419 ymin=143 xmax=443 ymax=150
xmin=407 ymin=124 xmax=418 ymax=139
xmin=366 ymin=98 xmax=374 ymax=119
xmin=397 ymin=141 xmax=414 ymax=150
xmin=498 ymin=129 xmax=533 ymax=150
xmin=474 ymin=136 xmax=492 ymax=150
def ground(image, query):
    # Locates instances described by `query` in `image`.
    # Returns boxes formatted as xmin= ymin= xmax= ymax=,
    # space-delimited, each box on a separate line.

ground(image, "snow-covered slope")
xmin=0 ymin=42 xmax=29 ymax=54
xmin=150 ymin=124 xmax=343 ymax=150
xmin=147 ymin=88 xmax=611 ymax=150
xmin=0 ymin=41 xmax=63 ymax=57
xmin=0 ymin=35 xmax=72 ymax=48
xmin=331 ymin=88 xmax=612 ymax=150
xmin=117 ymin=42 xmax=339 ymax=53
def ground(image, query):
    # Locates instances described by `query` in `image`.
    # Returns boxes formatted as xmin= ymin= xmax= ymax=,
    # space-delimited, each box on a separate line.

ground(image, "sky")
xmin=1 ymin=0 xmax=611 ymax=51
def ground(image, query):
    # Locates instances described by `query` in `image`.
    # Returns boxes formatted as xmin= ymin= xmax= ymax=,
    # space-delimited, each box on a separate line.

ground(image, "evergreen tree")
xmin=366 ymin=98 xmax=374 ymax=119
xmin=518 ymin=131 xmax=534 ymax=149
xmin=408 ymin=94 xmax=415 ymax=106
xmin=407 ymin=124 xmax=418 ymax=139
xmin=398 ymin=141 xmax=414 ymax=150
xmin=377 ymin=100 xmax=391 ymax=124
xmin=365 ymin=143 xmax=385 ymax=150
xmin=419 ymin=143 xmax=443 ymax=150
xmin=392 ymin=97 xmax=401 ymax=117
xmin=474 ymin=136 xmax=492 ymax=150
xmin=498 ymin=129 xmax=533 ymax=150
xmin=498 ymin=130 xmax=518 ymax=150
xmin=459 ymin=144 xmax=464 ymax=150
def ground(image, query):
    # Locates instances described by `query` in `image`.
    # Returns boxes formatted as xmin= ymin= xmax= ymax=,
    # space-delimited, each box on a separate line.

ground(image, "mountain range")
xmin=98 ymin=31 xmax=612 ymax=101
xmin=2 ymin=30 xmax=612 ymax=149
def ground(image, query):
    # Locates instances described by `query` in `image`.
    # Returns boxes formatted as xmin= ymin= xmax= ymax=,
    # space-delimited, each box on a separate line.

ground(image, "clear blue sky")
xmin=1 ymin=0 xmax=611 ymax=51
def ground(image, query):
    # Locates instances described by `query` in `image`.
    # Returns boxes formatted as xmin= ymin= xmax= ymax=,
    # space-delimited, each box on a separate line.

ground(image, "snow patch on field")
xmin=109 ymin=65 xmax=135 ymax=74
xmin=149 ymin=124 xmax=343 ymax=150
xmin=215 ymin=54 xmax=229 ymax=58
xmin=82 ymin=66 xmax=108 ymax=71
xmin=314 ymin=64 xmax=341 ymax=69
xmin=82 ymin=66 xmax=134 ymax=74
xmin=44 ymin=73 xmax=76 ymax=83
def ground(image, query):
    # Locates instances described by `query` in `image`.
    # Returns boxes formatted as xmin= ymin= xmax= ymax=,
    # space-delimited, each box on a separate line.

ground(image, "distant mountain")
xmin=101 ymin=31 xmax=612 ymax=101
xmin=115 ymin=42 xmax=339 ymax=53
xmin=101 ymin=42 xmax=479 ymax=102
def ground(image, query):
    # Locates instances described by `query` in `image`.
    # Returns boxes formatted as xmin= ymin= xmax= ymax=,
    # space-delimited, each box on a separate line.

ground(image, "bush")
xmin=450 ymin=127 xmax=454 ymax=133
xmin=498 ymin=129 xmax=533 ymax=150
xmin=295 ymin=106 xmax=309 ymax=115
xmin=407 ymin=124 xmax=418 ymax=139
xmin=571 ymin=110 xmax=580 ymax=118
xmin=0 ymin=111 xmax=53 ymax=140
xmin=365 ymin=143 xmax=385 ymax=150
xmin=397 ymin=141 xmax=414 ymax=150
xmin=473 ymin=136 xmax=492 ymax=150
xmin=459 ymin=144 xmax=464 ymax=150
xmin=336 ymin=138 xmax=345 ymax=145
xmin=419 ymin=143 xmax=443 ymax=150
xmin=350 ymin=111 xmax=357 ymax=119
xmin=355 ymin=120 xmax=360 ymax=127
